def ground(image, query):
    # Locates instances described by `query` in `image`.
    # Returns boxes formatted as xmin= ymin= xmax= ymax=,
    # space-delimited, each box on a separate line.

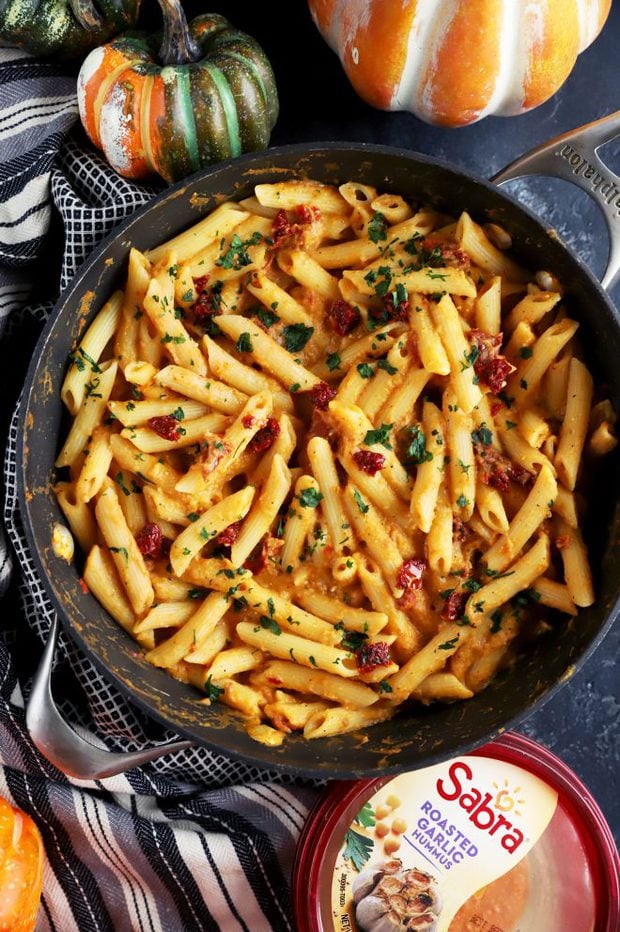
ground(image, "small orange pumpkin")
xmin=0 ymin=798 xmax=45 ymax=932
xmin=309 ymin=0 xmax=611 ymax=126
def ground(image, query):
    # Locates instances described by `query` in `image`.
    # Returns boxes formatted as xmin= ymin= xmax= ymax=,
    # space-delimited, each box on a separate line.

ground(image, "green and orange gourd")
xmin=78 ymin=0 xmax=278 ymax=183
xmin=0 ymin=0 xmax=140 ymax=58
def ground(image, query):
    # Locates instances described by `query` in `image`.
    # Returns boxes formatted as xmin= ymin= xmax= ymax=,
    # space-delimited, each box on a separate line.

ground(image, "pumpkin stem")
xmin=158 ymin=0 xmax=201 ymax=66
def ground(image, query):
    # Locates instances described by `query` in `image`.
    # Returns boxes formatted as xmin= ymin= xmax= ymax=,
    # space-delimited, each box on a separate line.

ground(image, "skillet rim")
xmin=16 ymin=141 xmax=620 ymax=777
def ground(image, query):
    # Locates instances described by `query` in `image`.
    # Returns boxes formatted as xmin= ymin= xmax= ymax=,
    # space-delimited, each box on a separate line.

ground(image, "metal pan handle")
xmin=26 ymin=618 xmax=194 ymax=780
xmin=492 ymin=110 xmax=620 ymax=292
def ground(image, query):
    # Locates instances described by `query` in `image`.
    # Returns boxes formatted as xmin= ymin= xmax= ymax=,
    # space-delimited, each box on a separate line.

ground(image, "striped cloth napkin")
xmin=0 ymin=48 xmax=317 ymax=931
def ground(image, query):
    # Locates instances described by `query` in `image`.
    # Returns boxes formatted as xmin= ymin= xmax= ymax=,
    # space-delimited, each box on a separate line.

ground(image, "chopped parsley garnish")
xmin=283 ymin=323 xmax=314 ymax=353
xmin=255 ymin=307 xmax=280 ymax=328
xmin=77 ymin=348 xmax=101 ymax=373
xmin=456 ymin=494 xmax=470 ymax=508
xmin=160 ymin=333 xmax=186 ymax=345
xmin=367 ymin=211 xmax=388 ymax=244
xmin=357 ymin=362 xmax=374 ymax=379
xmin=365 ymin=265 xmax=392 ymax=296
xmin=519 ymin=346 xmax=534 ymax=359
xmin=115 ymin=472 xmax=131 ymax=497
xmin=406 ymin=425 xmax=433 ymax=464
xmin=377 ymin=358 xmax=397 ymax=375
xmin=520 ymin=378 xmax=528 ymax=390
xmin=485 ymin=568 xmax=515 ymax=579
xmin=84 ymin=377 xmax=102 ymax=399
xmin=505 ymin=420 xmax=518 ymax=430
xmin=236 ymin=332 xmax=253 ymax=353
xmin=471 ymin=424 xmax=493 ymax=446
xmin=216 ymin=231 xmax=262 ymax=270
xmin=326 ymin=352 xmax=341 ymax=371
xmin=171 ymin=406 xmax=185 ymax=421
xmin=108 ymin=546 xmax=128 ymax=560
xmin=340 ymin=630 xmax=367 ymax=652
xmin=490 ymin=610 xmax=503 ymax=633
xmin=378 ymin=679 xmax=393 ymax=694
xmin=260 ymin=616 xmax=282 ymax=636
xmin=297 ymin=488 xmax=324 ymax=508
xmin=438 ymin=636 xmax=459 ymax=651
xmin=461 ymin=345 xmax=480 ymax=371
xmin=353 ymin=490 xmax=369 ymax=514
xmin=364 ymin=422 xmax=393 ymax=450
xmin=458 ymin=459 xmax=471 ymax=475
xmin=188 ymin=588 xmax=207 ymax=600
xmin=205 ymin=675 xmax=224 ymax=701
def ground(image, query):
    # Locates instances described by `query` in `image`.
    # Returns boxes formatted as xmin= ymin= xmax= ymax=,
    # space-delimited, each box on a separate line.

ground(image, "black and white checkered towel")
xmin=0 ymin=49 xmax=317 ymax=931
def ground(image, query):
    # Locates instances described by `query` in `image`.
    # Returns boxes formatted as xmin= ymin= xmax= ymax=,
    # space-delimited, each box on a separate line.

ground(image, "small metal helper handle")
xmin=26 ymin=618 xmax=194 ymax=780
xmin=493 ymin=110 xmax=620 ymax=292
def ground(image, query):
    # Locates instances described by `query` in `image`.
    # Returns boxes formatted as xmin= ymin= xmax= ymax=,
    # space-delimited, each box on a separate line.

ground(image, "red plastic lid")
xmin=293 ymin=732 xmax=619 ymax=932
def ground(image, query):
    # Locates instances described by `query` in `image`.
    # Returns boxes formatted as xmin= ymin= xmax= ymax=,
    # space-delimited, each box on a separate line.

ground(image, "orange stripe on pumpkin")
xmin=339 ymin=0 xmax=419 ymax=110
xmin=423 ymin=0 xmax=504 ymax=126
xmin=80 ymin=47 xmax=135 ymax=148
xmin=145 ymin=76 xmax=168 ymax=181
xmin=522 ymin=0 xmax=580 ymax=110
xmin=0 ymin=799 xmax=44 ymax=932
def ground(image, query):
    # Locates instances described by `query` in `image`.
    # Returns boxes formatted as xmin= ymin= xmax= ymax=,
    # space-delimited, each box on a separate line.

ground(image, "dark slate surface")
xmin=199 ymin=0 xmax=618 ymax=839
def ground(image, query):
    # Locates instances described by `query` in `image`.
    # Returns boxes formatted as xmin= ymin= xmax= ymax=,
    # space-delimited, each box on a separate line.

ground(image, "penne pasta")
xmin=54 ymin=178 xmax=613 ymax=748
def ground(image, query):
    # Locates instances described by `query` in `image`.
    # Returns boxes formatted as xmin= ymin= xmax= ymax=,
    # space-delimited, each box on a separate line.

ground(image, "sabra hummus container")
xmin=293 ymin=733 xmax=619 ymax=932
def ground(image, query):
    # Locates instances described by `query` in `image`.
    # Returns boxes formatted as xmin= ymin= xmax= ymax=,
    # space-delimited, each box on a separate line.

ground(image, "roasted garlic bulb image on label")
xmin=352 ymin=860 xmax=442 ymax=931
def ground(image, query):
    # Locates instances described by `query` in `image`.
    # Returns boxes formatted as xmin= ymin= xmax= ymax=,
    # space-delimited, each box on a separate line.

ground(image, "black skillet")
xmin=18 ymin=112 xmax=620 ymax=779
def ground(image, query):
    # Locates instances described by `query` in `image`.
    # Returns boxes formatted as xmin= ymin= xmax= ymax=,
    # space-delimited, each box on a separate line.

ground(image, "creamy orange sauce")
xmin=449 ymin=857 xmax=529 ymax=932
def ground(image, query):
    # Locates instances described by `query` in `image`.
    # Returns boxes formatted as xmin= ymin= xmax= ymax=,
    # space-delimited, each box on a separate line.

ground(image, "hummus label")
xmin=330 ymin=755 xmax=558 ymax=931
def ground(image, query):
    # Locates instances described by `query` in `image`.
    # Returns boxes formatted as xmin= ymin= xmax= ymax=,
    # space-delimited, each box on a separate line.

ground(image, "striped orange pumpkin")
xmin=309 ymin=0 xmax=611 ymax=126
xmin=0 ymin=798 xmax=45 ymax=932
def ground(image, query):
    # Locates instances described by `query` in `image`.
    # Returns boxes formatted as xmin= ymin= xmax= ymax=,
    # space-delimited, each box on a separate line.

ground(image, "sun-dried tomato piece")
xmin=271 ymin=206 xmax=320 ymax=248
xmin=295 ymin=204 xmax=321 ymax=224
xmin=556 ymin=535 xmax=571 ymax=550
xmin=476 ymin=447 xmax=533 ymax=492
xmin=248 ymin=417 xmax=280 ymax=453
xmin=242 ymin=415 xmax=255 ymax=429
xmin=329 ymin=299 xmax=361 ymax=336
xmin=420 ymin=237 xmax=471 ymax=271
xmin=310 ymin=381 xmax=337 ymax=410
xmin=453 ymin=518 xmax=470 ymax=542
xmin=216 ymin=520 xmax=243 ymax=547
xmin=272 ymin=209 xmax=294 ymax=246
xmin=193 ymin=275 xmax=209 ymax=292
xmin=193 ymin=275 xmax=222 ymax=324
xmin=355 ymin=641 xmax=391 ymax=673
xmin=148 ymin=415 xmax=181 ymax=441
xmin=509 ymin=463 xmax=533 ymax=486
xmin=397 ymin=558 xmax=426 ymax=591
xmin=490 ymin=401 xmax=504 ymax=418
xmin=135 ymin=523 xmax=168 ymax=559
xmin=353 ymin=450 xmax=386 ymax=475
xmin=441 ymin=589 xmax=469 ymax=621
xmin=470 ymin=330 xmax=515 ymax=393
xmin=381 ymin=293 xmax=409 ymax=321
